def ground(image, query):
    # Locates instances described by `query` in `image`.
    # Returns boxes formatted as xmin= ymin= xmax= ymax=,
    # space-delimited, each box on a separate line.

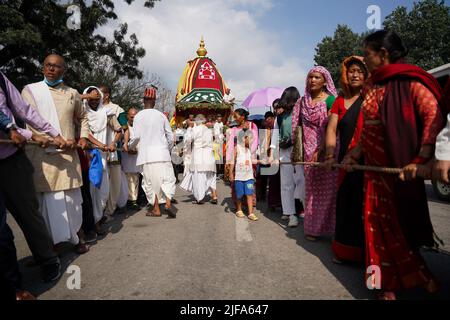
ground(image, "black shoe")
xmin=164 ymin=207 xmax=176 ymax=219
xmin=114 ymin=207 xmax=127 ymax=215
xmin=128 ymin=201 xmax=140 ymax=211
xmin=84 ymin=232 xmax=98 ymax=244
xmin=42 ymin=262 xmax=62 ymax=283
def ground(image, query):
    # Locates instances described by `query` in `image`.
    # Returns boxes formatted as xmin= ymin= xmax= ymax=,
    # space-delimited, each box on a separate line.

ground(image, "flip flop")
xmin=236 ymin=211 xmax=245 ymax=218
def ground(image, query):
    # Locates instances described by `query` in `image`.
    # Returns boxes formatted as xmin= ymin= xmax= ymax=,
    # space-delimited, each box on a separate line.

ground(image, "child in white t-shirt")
xmin=230 ymin=129 xmax=258 ymax=221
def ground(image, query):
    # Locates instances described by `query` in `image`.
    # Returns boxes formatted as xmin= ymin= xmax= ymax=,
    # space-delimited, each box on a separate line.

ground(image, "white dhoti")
xmin=126 ymin=173 xmax=140 ymax=201
xmin=90 ymin=168 xmax=110 ymax=224
xmin=117 ymin=170 xmax=129 ymax=208
xmin=180 ymin=170 xmax=216 ymax=202
xmin=141 ymin=162 xmax=176 ymax=205
xmin=37 ymin=188 xmax=83 ymax=245
xmin=280 ymin=147 xmax=305 ymax=216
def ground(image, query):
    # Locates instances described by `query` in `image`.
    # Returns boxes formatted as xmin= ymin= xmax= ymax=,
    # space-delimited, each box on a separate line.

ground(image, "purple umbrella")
xmin=242 ymin=87 xmax=284 ymax=110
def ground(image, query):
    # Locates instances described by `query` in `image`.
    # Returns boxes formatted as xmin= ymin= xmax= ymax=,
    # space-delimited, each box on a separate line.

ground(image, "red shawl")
xmin=371 ymin=63 xmax=445 ymax=167
xmin=371 ymin=63 xmax=445 ymax=249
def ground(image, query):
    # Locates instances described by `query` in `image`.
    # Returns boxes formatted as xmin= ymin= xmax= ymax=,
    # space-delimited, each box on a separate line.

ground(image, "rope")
xmin=0 ymin=139 xmax=124 ymax=152
xmin=278 ymin=161 xmax=403 ymax=174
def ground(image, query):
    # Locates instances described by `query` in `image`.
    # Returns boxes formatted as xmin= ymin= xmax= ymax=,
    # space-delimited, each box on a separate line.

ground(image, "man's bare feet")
xmin=146 ymin=207 xmax=162 ymax=217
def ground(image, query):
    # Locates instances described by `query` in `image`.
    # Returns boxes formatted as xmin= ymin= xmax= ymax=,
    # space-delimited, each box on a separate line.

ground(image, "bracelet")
xmin=411 ymin=156 xmax=430 ymax=165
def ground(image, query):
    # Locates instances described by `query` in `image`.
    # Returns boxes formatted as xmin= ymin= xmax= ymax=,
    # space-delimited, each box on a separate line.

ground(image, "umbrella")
xmin=242 ymin=87 xmax=284 ymax=114
xmin=248 ymin=114 xmax=265 ymax=121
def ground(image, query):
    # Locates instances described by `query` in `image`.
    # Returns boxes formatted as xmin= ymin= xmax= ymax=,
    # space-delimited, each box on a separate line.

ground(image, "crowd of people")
xmin=1 ymin=29 xmax=450 ymax=301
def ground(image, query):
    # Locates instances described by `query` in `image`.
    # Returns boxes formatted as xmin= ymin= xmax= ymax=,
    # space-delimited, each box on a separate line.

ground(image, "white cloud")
xmin=97 ymin=0 xmax=308 ymax=101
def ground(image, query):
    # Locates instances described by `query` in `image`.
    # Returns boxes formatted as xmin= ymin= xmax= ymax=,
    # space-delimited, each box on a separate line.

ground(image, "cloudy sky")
xmin=98 ymin=0 xmax=436 ymax=101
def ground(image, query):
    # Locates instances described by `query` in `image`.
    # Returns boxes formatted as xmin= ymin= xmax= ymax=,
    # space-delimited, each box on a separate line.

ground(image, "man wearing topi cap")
xmin=129 ymin=87 xmax=176 ymax=218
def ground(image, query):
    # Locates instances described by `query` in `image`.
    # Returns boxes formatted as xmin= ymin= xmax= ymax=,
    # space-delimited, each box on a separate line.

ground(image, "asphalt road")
xmin=8 ymin=180 xmax=450 ymax=300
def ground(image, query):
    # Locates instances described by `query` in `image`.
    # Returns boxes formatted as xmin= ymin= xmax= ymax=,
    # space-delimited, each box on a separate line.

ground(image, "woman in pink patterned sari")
xmin=298 ymin=66 xmax=339 ymax=241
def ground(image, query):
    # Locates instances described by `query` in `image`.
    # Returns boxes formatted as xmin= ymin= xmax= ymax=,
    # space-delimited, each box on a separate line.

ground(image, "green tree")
xmin=0 ymin=0 xmax=160 ymax=90
xmin=383 ymin=0 xmax=450 ymax=71
xmin=314 ymin=25 xmax=364 ymax=88
xmin=314 ymin=0 xmax=450 ymax=87
xmin=79 ymin=55 xmax=174 ymax=112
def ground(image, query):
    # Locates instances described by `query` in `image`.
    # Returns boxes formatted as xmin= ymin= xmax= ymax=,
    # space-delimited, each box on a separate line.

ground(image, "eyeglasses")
xmin=44 ymin=63 xmax=64 ymax=70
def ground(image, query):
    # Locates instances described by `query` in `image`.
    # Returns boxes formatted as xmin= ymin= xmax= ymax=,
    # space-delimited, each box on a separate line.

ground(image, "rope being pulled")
xmin=0 ymin=139 xmax=430 ymax=177
xmin=0 ymin=138 xmax=123 ymax=152
xmin=278 ymin=161 xmax=403 ymax=174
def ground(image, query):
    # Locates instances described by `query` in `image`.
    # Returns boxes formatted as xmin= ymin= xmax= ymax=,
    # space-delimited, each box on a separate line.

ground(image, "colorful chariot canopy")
xmin=176 ymin=37 xmax=230 ymax=103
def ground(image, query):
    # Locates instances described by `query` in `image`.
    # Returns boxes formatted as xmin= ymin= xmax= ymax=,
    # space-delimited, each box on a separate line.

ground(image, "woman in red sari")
xmin=344 ymin=30 xmax=446 ymax=300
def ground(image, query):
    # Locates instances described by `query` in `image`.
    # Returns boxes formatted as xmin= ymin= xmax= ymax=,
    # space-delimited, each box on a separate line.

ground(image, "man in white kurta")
xmin=121 ymin=108 xmax=141 ymax=210
xmin=180 ymin=115 xmax=218 ymax=204
xmin=182 ymin=120 xmax=194 ymax=177
xmin=129 ymin=88 xmax=176 ymax=217
xmin=434 ymin=112 xmax=450 ymax=183
xmin=99 ymin=85 xmax=126 ymax=216
xmin=21 ymin=54 xmax=89 ymax=246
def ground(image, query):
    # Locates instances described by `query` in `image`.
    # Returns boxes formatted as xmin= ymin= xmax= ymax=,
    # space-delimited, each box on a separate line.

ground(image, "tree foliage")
xmin=314 ymin=0 xmax=450 ymax=87
xmin=79 ymin=55 xmax=175 ymax=113
xmin=0 ymin=0 xmax=160 ymax=90
xmin=314 ymin=25 xmax=364 ymax=87
xmin=383 ymin=0 xmax=450 ymax=71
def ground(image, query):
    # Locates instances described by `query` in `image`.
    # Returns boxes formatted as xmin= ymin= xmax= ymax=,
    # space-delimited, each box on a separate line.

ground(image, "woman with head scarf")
xmin=298 ymin=66 xmax=338 ymax=241
xmin=325 ymin=57 xmax=369 ymax=264
xmin=343 ymin=30 xmax=446 ymax=299
xmin=83 ymin=86 xmax=122 ymax=229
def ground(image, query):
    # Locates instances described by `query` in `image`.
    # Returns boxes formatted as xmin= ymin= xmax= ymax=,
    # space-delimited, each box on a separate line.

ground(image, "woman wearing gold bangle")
xmin=343 ymin=30 xmax=444 ymax=300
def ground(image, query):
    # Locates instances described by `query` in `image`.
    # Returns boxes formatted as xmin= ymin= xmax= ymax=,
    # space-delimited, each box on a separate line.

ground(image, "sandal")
xmin=236 ymin=211 xmax=245 ymax=218
xmin=210 ymin=198 xmax=218 ymax=205
xmin=332 ymin=257 xmax=343 ymax=265
xmin=248 ymin=214 xmax=259 ymax=221
xmin=305 ymin=235 xmax=318 ymax=242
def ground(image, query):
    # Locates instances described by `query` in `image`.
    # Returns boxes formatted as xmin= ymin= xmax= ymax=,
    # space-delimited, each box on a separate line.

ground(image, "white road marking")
xmin=235 ymin=217 xmax=253 ymax=242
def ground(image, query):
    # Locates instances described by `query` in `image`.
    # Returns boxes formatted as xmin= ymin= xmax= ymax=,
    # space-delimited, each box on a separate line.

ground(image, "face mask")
xmin=44 ymin=76 xmax=64 ymax=87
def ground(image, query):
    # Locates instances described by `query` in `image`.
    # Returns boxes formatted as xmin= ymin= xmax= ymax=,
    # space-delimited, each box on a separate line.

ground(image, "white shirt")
xmin=213 ymin=122 xmax=224 ymax=143
xmin=235 ymin=145 xmax=254 ymax=181
xmin=186 ymin=124 xmax=216 ymax=172
xmin=436 ymin=113 xmax=450 ymax=161
xmin=103 ymin=102 xmax=124 ymax=162
xmin=223 ymin=93 xmax=235 ymax=104
xmin=103 ymin=102 xmax=124 ymax=117
xmin=130 ymin=109 xmax=174 ymax=166
xmin=122 ymin=124 xmax=140 ymax=173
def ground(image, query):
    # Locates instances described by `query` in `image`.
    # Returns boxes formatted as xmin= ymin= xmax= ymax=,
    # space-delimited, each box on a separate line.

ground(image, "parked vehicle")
xmin=429 ymin=63 xmax=450 ymax=202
